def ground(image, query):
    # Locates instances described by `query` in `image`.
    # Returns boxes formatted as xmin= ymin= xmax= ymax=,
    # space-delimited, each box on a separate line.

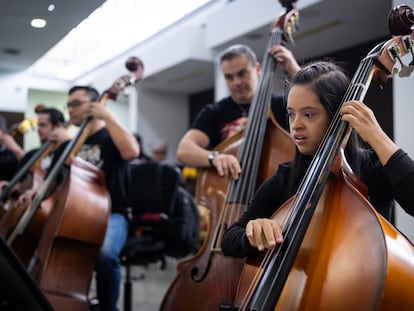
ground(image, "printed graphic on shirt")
xmin=78 ymin=144 xmax=103 ymax=168
xmin=40 ymin=155 xmax=52 ymax=171
xmin=221 ymin=116 xmax=248 ymax=140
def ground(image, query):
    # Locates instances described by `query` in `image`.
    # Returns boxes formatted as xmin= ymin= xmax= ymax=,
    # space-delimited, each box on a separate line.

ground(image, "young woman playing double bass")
xmin=221 ymin=59 xmax=414 ymax=310
xmin=222 ymin=61 xmax=414 ymax=259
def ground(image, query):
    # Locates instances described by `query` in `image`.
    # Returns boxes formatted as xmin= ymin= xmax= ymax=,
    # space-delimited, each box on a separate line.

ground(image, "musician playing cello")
xmin=221 ymin=61 xmax=414 ymax=257
xmin=53 ymin=85 xmax=139 ymax=311
xmin=176 ymin=44 xmax=300 ymax=179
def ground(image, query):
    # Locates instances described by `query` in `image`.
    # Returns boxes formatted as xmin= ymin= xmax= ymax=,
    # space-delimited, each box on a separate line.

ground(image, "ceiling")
xmin=0 ymin=0 xmax=397 ymax=94
xmin=138 ymin=0 xmax=394 ymax=94
xmin=228 ymin=0 xmax=392 ymax=62
xmin=0 ymin=0 xmax=105 ymax=73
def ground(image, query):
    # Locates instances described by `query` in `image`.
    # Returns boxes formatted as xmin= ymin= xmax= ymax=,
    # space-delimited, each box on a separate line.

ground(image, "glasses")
xmin=66 ymin=99 xmax=91 ymax=109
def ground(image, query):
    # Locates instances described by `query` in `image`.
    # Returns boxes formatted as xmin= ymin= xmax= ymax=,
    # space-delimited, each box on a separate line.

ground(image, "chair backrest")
xmin=127 ymin=162 xmax=180 ymax=219
xmin=126 ymin=162 xmax=200 ymax=258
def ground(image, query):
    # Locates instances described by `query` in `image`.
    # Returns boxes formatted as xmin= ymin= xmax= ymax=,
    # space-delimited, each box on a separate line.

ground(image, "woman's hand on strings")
xmin=246 ymin=218 xmax=284 ymax=251
xmin=269 ymin=45 xmax=301 ymax=77
xmin=341 ymin=100 xmax=398 ymax=165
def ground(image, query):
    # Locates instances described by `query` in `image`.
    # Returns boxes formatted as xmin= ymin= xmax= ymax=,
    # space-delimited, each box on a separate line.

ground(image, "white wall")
xmin=25 ymin=89 xmax=69 ymax=151
xmin=0 ymin=70 xmax=70 ymax=112
xmin=393 ymin=0 xmax=414 ymax=240
xmin=135 ymin=87 xmax=188 ymax=162
xmin=206 ymin=0 xmax=320 ymax=49
xmin=0 ymin=72 xmax=29 ymax=112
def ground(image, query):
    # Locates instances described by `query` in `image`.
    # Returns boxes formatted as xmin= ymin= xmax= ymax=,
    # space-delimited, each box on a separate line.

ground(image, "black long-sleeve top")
xmin=221 ymin=149 xmax=414 ymax=258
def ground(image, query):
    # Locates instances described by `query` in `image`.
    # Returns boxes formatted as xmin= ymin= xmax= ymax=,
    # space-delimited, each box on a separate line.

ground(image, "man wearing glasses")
xmin=59 ymin=85 xmax=139 ymax=311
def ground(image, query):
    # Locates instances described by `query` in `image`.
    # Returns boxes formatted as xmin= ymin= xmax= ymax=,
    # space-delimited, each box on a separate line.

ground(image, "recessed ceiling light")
xmin=3 ymin=48 xmax=20 ymax=55
xmin=31 ymin=18 xmax=47 ymax=28
xmin=48 ymin=4 xmax=55 ymax=12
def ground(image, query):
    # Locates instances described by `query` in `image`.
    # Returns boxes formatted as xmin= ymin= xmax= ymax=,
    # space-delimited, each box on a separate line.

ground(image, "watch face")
xmin=209 ymin=151 xmax=218 ymax=160
xmin=208 ymin=151 xmax=219 ymax=166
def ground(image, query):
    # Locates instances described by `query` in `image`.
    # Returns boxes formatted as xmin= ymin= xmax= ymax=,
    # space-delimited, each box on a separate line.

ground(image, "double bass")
xmin=6 ymin=57 xmax=144 ymax=311
xmin=0 ymin=106 xmax=70 ymax=264
xmin=0 ymin=105 xmax=70 ymax=204
xmin=0 ymin=122 xmax=41 ymax=220
xmin=234 ymin=5 xmax=414 ymax=310
xmin=160 ymin=2 xmax=298 ymax=310
xmin=0 ymin=115 xmax=39 ymax=213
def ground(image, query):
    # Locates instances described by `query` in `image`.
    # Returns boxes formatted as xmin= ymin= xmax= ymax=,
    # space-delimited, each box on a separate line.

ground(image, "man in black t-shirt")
xmin=64 ymin=86 xmax=139 ymax=311
xmin=176 ymin=44 xmax=300 ymax=180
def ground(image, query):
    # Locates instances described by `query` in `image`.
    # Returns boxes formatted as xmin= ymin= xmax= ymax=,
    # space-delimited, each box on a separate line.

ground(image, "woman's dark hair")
xmin=285 ymin=61 xmax=366 ymax=196
xmin=291 ymin=61 xmax=349 ymax=120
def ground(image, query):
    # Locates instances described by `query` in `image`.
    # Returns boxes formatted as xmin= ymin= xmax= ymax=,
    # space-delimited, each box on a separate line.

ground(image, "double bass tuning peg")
xmin=401 ymin=36 xmax=414 ymax=76
xmin=403 ymin=37 xmax=414 ymax=68
xmin=388 ymin=41 xmax=414 ymax=78
xmin=397 ymin=64 xmax=414 ymax=78
xmin=387 ymin=5 xmax=414 ymax=77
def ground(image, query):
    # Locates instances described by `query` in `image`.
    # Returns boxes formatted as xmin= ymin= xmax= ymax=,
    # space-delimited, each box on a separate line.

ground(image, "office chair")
xmin=121 ymin=161 xmax=181 ymax=311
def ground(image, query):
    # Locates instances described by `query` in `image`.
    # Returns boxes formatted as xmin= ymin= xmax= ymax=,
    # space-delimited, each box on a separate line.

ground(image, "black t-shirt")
xmin=52 ymin=128 xmax=130 ymax=215
xmin=192 ymin=95 xmax=287 ymax=149
xmin=17 ymin=148 xmax=54 ymax=173
xmin=0 ymin=147 xmax=19 ymax=181
xmin=221 ymin=149 xmax=414 ymax=258
xmin=79 ymin=127 xmax=130 ymax=214
xmin=18 ymin=149 xmax=39 ymax=169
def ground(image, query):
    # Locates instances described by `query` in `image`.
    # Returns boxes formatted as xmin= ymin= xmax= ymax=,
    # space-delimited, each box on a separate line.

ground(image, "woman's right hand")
xmin=246 ymin=218 xmax=284 ymax=251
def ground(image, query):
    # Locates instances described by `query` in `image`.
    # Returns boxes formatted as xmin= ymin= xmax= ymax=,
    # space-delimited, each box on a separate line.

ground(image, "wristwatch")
xmin=208 ymin=151 xmax=219 ymax=167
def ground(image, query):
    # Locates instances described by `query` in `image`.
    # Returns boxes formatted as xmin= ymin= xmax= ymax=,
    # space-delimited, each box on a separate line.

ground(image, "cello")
xmin=234 ymin=4 xmax=414 ymax=310
xmin=160 ymin=2 xmax=298 ymax=310
xmin=7 ymin=57 xmax=144 ymax=311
